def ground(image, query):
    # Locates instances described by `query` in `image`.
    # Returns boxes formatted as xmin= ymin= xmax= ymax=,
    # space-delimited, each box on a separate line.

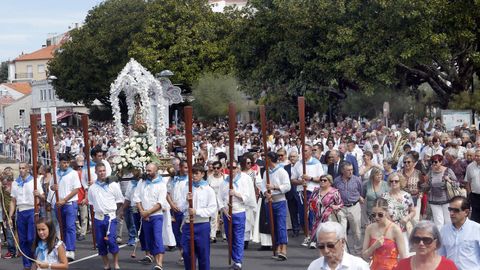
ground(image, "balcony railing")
xmin=15 ymin=73 xmax=33 ymax=79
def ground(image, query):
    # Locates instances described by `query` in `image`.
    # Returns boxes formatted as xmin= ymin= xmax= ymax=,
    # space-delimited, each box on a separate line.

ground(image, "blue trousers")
xmin=132 ymin=212 xmax=147 ymax=251
xmin=223 ymin=212 xmax=246 ymax=264
xmin=143 ymin=215 xmax=164 ymax=255
xmin=267 ymin=201 xmax=288 ymax=245
xmin=181 ymin=222 xmax=210 ymax=270
xmin=17 ymin=209 xmax=35 ymax=268
xmin=287 ymin=191 xmax=300 ymax=233
xmin=172 ymin=210 xmax=184 ymax=248
xmin=56 ymin=202 xmax=78 ymax=251
xmin=124 ymin=206 xmax=136 ymax=241
xmin=296 ymin=191 xmax=314 ymax=233
xmin=95 ymin=215 xmax=119 ymax=256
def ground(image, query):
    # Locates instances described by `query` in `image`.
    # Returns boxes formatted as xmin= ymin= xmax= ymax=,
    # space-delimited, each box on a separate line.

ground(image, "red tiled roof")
xmin=0 ymin=95 xmax=15 ymax=106
xmin=2 ymin=82 xmax=32 ymax=95
xmin=14 ymin=45 xmax=59 ymax=61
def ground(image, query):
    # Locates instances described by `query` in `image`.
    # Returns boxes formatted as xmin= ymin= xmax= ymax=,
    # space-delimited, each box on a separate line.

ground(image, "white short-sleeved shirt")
xmin=88 ymin=181 xmax=124 ymax=218
xmin=466 ymin=161 xmax=480 ymax=194
xmin=124 ymin=180 xmax=139 ymax=202
xmin=133 ymin=177 xmax=167 ymax=216
xmin=179 ymin=182 xmax=217 ymax=223
xmin=217 ymin=172 xmax=255 ymax=214
xmin=11 ymin=175 xmax=44 ymax=210
xmin=291 ymin=158 xmax=324 ymax=192
xmin=168 ymin=176 xmax=189 ymax=207
xmin=50 ymin=168 xmax=81 ymax=203
xmin=307 ymin=252 xmax=370 ymax=270
xmin=261 ymin=166 xmax=291 ymax=196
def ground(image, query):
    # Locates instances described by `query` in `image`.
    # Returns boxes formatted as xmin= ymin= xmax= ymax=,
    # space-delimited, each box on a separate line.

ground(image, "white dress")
xmin=35 ymin=240 xmax=64 ymax=270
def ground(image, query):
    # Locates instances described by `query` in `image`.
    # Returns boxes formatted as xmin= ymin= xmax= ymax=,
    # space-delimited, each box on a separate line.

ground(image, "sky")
xmin=0 ymin=0 xmax=104 ymax=62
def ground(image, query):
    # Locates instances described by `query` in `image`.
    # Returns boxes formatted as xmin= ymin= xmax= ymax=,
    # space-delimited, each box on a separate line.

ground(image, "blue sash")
xmin=15 ymin=174 xmax=33 ymax=188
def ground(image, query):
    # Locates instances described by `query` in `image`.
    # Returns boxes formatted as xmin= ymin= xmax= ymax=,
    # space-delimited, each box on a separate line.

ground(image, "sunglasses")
xmin=389 ymin=180 xmax=400 ymax=184
xmin=432 ymin=160 xmax=440 ymax=164
xmin=371 ymin=212 xmax=384 ymax=218
xmin=320 ymin=179 xmax=329 ymax=183
xmin=213 ymin=167 xmax=221 ymax=170
xmin=412 ymin=236 xmax=435 ymax=245
xmin=448 ymin=207 xmax=462 ymax=213
xmin=403 ymin=161 xmax=412 ymax=164
xmin=317 ymin=239 xmax=340 ymax=250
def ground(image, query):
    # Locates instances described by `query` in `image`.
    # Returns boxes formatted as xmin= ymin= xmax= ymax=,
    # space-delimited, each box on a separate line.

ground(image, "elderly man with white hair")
xmin=307 ymin=221 xmax=369 ymax=270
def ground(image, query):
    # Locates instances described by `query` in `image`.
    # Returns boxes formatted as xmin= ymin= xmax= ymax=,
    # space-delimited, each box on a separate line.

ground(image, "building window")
xmin=40 ymin=89 xmax=45 ymax=101
xmin=27 ymin=65 xmax=33 ymax=78
xmin=38 ymin=64 xmax=45 ymax=74
xmin=19 ymin=109 xmax=25 ymax=118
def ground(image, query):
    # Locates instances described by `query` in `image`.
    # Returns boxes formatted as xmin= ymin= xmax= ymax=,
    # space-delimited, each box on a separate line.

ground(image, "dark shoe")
xmin=153 ymin=265 xmax=163 ymax=270
xmin=244 ymin=241 xmax=249 ymax=250
xmin=257 ymin=246 xmax=271 ymax=251
xmin=138 ymin=255 xmax=153 ymax=264
xmin=167 ymin=246 xmax=177 ymax=251
xmin=210 ymin=237 xmax=216 ymax=243
xmin=276 ymin=253 xmax=287 ymax=261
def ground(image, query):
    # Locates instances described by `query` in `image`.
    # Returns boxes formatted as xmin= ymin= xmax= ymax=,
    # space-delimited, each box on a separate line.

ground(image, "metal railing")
xmin=0 ymin=141 xmax=53 ymax=166
xmin=15 ymin=73 xmax=34 ymax=79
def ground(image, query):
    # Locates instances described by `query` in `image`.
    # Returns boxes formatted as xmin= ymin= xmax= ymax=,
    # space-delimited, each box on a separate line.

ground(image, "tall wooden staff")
xmin=259 ymin=105 xmax=276 ymax=256
xmin=184 ymin=106 xmax=196 ymax=270
xmin=227 ymin=103 xmax=236 ymax=265
xmin=82 ymin=115 xmax=96 ymax=250
xmin=45 ymin=113 xmax=64 ymax=241
xmin=298 ymin=97 xmax=309 ymax=237
xmin=30 ymin=114 xmax=40 ymax=222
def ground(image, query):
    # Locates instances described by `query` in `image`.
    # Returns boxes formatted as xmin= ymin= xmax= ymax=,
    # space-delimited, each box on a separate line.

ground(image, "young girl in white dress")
xmin=32 ymin=218 xmax=68 ymax=270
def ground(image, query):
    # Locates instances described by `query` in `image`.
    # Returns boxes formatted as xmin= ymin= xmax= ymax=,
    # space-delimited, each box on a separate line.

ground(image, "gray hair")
xmin=445 ymin=148 xmax=458 ymax=159
xmin=316 ymin=221 xmax=345 ymax=242
xmin=409 ymin=220 xmax=442 ymax=249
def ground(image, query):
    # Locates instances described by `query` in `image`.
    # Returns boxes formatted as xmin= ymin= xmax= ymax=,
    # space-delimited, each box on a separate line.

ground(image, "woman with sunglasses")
xmin=362 ymin=198 xmax=406 ymax=270
xmin=401 ymin=153 xmax=422 ymax=223
xmin=309 ymin=174 xmax=343 ymax=248
xmin=421 ymin=154 xmax=457 ymax=228
xmin=394 ymin=220 xmax=457 ymax=270
xmin=381 ymin=173 xmax=416 ymax=251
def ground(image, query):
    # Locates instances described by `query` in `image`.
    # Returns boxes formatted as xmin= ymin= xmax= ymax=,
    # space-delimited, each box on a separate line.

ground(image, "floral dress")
xmin=381 ymin=191 xmax=413 ymax=232
xmin=309 ymin=187 xmax=343 ymax=238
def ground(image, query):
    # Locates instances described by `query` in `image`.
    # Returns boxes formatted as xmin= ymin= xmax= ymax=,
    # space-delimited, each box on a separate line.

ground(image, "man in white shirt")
xmin=291 ymin=144 xmax=324 ymax=246
xmin=8 ymin=163 xmax=44 ymax=269
xmin=88 ymin=162 xmax=124 ymax=270
xmin=50 ymin=153 xmax=81 ymax=261
xmin=180 ymin=164 xmax=217 ymax=270
xmin=133 ymin=163 xmax=168 ymax=270
xmin=307 ymin=221 xmax=369 ymax=270
xmin=262 ymin=152 xmax=291 ymax=261
xmin=465 ymin=149 xmax=480 ymax=223
xmin=218 ymin=161 xmax=255 ymax=270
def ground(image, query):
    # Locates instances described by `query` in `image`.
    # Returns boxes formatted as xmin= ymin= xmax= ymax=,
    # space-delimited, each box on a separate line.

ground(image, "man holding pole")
xmin=218 ymin=160 xmax=255 ymax=270
xmin=291 ymin=144 xmax=324 ymax=248
xmin=180 ymin=164 xmax=217 ymax=270
xmin=262 ymin=152 xmax=291 ymax=261
xmin=50 ymin=153 xmax=80 ymax=261
xmin=8 ymin=162 xmax=44 ymax=269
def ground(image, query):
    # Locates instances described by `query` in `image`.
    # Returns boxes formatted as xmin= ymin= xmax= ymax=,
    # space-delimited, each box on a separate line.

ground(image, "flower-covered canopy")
xmin=109 ymin=58 xmax=167 ymax=155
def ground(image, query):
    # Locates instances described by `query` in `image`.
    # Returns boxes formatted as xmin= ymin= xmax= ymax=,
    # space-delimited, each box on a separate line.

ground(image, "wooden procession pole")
xmin=81 ymin=115 xmax=96 ymax=250
xmin=30 ymin=114 xmax=40 ymax=222
xmin=184 ymin=106 xmax=196 ymax=270
xmin=227 ymin=103 xmax=236 ymax=265
xmin=298 ymin=97 xmax=309 ymax=238
xmin=259 ymin=105 xmax=276 ymax=256
xmin=45 ymin=113 xmax=64 ymax=241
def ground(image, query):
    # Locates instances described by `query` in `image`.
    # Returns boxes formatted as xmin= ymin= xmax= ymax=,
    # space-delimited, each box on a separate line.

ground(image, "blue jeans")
xmin=124 ymin=206 xmax=136 ymax=240
xmin=5 ymin=219 xmax=16 ymax=254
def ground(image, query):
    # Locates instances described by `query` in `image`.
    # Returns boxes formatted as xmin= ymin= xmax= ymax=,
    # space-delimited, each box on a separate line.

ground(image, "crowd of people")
xmin=0 ymin=115 xmax=480 ymax=270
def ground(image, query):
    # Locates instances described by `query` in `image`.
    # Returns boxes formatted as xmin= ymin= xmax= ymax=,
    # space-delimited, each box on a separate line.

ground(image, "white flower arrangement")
xmin=112 ymin=134 xmax=159 ymax=174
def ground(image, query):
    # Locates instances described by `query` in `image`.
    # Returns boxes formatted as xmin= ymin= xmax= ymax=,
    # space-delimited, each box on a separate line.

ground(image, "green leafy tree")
xmin=231 ymin=0 xmax=480 ymax=112
xmin=0 ymin=61 xmax=8 ymax=82
xmin=129 ymin=0 xmax=236 ymax=92
xmin=48 ymin=0 xmax=148 ymax=106
xmin=192 ymin=73 xmax=249 ymax=120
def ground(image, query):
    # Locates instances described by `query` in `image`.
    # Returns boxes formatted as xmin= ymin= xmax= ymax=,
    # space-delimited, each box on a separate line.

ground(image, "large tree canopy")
xmin=48 ymin=0 xmax=235 ymax=106
xmin=48 ymin=0 xmax=147 ymax=106
xmin=231 ymin=0 xmax=480 ymax=112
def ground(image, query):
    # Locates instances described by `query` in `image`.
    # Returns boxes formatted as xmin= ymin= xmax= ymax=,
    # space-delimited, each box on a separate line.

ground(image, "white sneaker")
xmin=66 ymin=251 xmax=75 ymax=261
xmin=301 ymin=237 xmax=310 ymax=247
xmin=309 ymin=241 xmax=316 ymax=249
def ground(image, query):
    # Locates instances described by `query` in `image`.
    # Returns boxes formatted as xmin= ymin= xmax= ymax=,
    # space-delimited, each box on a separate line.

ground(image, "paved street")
xmin=1 ymin=230 xmax=319 ymax=270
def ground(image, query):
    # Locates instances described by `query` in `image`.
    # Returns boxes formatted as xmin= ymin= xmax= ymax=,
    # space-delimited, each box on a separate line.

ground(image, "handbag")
xmin=443 ymin=169 xmax=462 ymax=200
